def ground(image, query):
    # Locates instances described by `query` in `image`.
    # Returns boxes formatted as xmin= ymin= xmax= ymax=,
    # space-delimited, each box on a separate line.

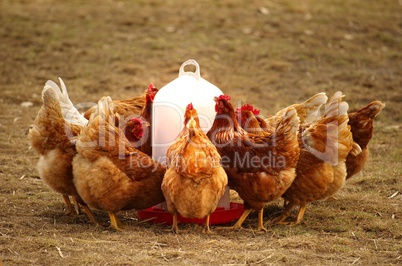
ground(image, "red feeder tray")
xmin=137 ymin=203 xmax=244 ymax=225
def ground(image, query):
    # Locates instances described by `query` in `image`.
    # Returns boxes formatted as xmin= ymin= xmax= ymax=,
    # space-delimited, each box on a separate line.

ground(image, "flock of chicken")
xmin=29 ymin=78 xmax=385 ymax=233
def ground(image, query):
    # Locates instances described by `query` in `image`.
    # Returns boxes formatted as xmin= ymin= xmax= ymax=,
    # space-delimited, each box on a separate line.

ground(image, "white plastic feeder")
xmin=152 ymin=59 xmax=230 ymax=209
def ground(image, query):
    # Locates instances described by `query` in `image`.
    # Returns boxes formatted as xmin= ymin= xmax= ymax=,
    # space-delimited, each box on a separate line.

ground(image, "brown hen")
xmin=275 ymin=91 xmax=358 ymax=225
xmin=346 ymin=101 xmax=385 ymax=179
xmin=29 ymin=85 xmax=98 ymax=224
xmin=162 ymin=103 xmax=228 ymax=233
xmin=122 ymin=84 xmax=158 ymax=156
xmin=207 ymin=95 xmax=300 ymax=231
xmin=72 ymin=96 xmax=166 ymax=230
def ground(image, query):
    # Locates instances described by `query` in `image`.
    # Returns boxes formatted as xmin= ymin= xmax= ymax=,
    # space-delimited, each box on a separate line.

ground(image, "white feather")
xmin=44 ymin=78 xmax=88 ymax=127
xmin=304 ymin=92 xmax=328 ymax=107
xmin=325 ymin=91 xmax=347 ymax=118
xmin=304 ymin=92 xmax=328 ymax=124
xmin=338 ymin=102 xmax=349 ymax=116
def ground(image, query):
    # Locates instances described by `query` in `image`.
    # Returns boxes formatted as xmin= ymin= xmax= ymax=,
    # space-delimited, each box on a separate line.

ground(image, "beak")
xmin=142 ymin=121 xmax=151 ymax=127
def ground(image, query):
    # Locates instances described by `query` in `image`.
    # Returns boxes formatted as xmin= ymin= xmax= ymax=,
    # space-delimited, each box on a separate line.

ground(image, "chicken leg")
xmin=217 ymin=209 xmax=252 ymax=230
xmin=80 ymin=204 xmax=102 ymax=227
xmin=274 ymin=203 xmax=307 ymax=225
xmin=63 ymin=195 xmax=102 ymax=227
xmin=294 ymin=205 xmax=307 ymax=225
xmin=203 ymin=215 xmax=211 ymax=233
xmin=71 ymin=196 xmax=80 ymax=215
xmin=257 ymin=209 xmax=268 ymax=232
xmin=108 ymin=212 xmax=123 ymax=230
xmin=172 ymin=213 xmax=179 ymax=234
xmin=62 ymin=195 xmax=76 ymax=215
xmin=273 ymin=202 xmax=294 ymax=224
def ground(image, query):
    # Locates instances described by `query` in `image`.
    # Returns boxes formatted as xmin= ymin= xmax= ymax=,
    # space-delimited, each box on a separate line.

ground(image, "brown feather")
xmin=346 ymin=101 xmax=385 ymax=179
xmin=207 ymin=95 xmax=300 ymax=229
xmin=73 ymin=96 xmax=166 ymax=216
xmin=162 ymin=107 xmax=227 ymax=222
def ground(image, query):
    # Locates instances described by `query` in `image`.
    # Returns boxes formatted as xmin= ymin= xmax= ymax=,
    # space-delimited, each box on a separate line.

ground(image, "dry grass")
xmin=0 ymin=0 xmax=401 ymax=265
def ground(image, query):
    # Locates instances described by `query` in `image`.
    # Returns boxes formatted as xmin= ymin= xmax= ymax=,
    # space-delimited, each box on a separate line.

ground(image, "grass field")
xmin=0 ymin=0 xmax=401 ymax=265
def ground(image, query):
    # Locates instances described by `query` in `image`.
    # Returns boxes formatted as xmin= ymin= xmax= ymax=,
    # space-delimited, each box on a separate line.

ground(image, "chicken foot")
xmin=108 ymin=212 xmax=124 ymax=231
xmin=257 ymin=209 xmax=268 ymax=232
xmin=171 ymin=213 xmax=179 ymax=234
xmin=80 ymin=204 xmax=103 ymax=227
xmin=229 ymin=208 xmax=252 ymax=229
xmin=217 ymin=209 xmax=267 ymax=231
xmin=63 ymin=195 xmax=103 ymax=227
xmin=274 ymin=203 xmax=307 ymax=225
xmin=293 ymin=205 xmax=307 ymax=225
xmin=216 ymin=209 xmax=252 ymax=230
xmin=62 ymin=195 xmax=76 ymax=216
xmin=203 ymin=215 xmax=212 ymax=233
xmin=71 ymin=196 xmax=80 ymax=215
xmin=273 ymin=202 xmax=294 ymax=224
xmin=170 ymin=214 xmax=213 ymax=234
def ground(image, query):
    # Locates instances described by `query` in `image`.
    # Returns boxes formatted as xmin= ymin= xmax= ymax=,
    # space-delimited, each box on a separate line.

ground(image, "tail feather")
xmin=40 ymin=88 xmax=64 ymax=127
xmin=348 ymin=101 xmax=385 ymax=148
xmin=324 ymin=91 xmax=347 ymax=118
xmin=303 ymin=91 xmax=354 ymax=164
xmin=276 ymin=107 xmax=300 ymax=136
xmin=350 ymin=142 xmax=362 ymax=156
xmin=76 ymin=96 xmax=128 ymax=160
xmin=29 ymin=87 xmax=73 ymax=154
xmin=274 ymin=107 xmax=301 ymax=168
xmin=83 ymin=96 xmax=116 ymax=140
xmin=324 ymin=91 xmax=353 ymax=161
xmin=297 ymin=92 xmax=328 ymax=124
xmin=92 ymin=96 xmax=115 ymax=120
xmin=273 ymin=93 xmax=328 ymax=124
xmin=45 ymin=78 xmax=88 ymax=127
xmin=302 ymin=92 xmax=328 ymax=107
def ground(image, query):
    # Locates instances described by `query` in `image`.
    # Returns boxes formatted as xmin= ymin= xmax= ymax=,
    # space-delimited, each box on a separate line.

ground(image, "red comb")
xmin=147 ymin=83 xmax=156 ymax=91
xmin=252 ymin=108 xmax=260 ymax=115
xmin=241 ymin=104 xmax=254 ymax=112
xmin=240 ymin=104 xmax=260 ymax=115
xmin=186 ymin=103 xmax=194 ymax=110
xmin=218 ymin=95 xmax=231 ymax=101
xmin=130 ymin=117 xmax=143 ymax=123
